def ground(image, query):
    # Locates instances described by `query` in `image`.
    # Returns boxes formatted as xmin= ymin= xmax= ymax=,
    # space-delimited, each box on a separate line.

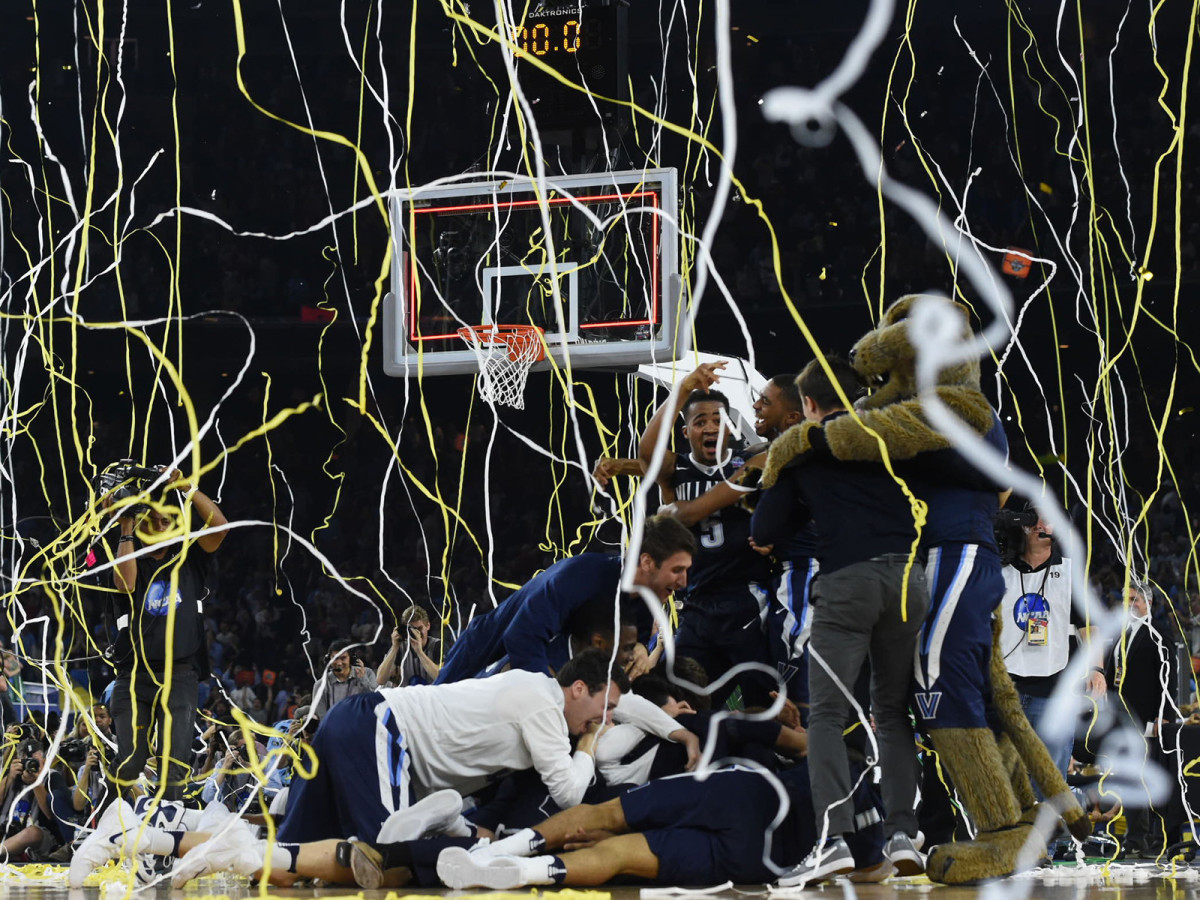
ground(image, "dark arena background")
xmin=2 ymin=0 xmax=1200 ymax=896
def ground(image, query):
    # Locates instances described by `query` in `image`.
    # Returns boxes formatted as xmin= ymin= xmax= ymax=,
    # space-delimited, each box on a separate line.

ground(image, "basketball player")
xmin=659 ymin=372 xmax=818 ymax=719
xmin=639 ymin=362 xmax=774 ymax=707
xmin=436 ymin=515 xmax=695 ymax=683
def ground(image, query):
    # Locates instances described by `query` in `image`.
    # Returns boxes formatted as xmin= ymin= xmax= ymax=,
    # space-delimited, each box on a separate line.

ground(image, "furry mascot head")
xmin=762 ymin=295 xmax=996 ymax=488
xmin=762 ymin=295 xmax=1088 ymax=883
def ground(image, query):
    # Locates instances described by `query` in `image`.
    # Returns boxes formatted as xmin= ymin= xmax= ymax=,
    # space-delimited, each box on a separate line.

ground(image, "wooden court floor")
xmin=4 ymin=863 xmax=1200 ymax=900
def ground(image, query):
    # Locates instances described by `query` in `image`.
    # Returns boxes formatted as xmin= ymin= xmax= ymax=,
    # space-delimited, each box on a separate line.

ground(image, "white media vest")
xmin=999 ymin=555 xmax=1075 ymax=680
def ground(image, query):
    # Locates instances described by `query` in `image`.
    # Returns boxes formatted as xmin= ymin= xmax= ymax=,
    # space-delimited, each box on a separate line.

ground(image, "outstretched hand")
xmin=681 ymin=361 xmax=727 ymax=394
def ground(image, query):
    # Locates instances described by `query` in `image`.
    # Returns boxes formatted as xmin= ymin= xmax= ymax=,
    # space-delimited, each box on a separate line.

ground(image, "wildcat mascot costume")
xmin=762 ymin=295 xmax=1090 ymax=883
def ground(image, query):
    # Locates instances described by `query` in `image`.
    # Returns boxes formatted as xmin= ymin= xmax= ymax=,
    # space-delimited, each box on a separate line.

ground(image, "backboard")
xmin=382 ymin=168 xmax=686 ymax=377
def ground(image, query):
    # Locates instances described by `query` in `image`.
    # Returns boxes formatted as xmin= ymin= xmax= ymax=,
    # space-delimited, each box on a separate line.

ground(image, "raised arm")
xmin=168 ymin=468 xmax=228 ymax=554
xmin=376 ymin=627 xmax=403 ymax=686
xmin=114 ymin=516 xmax=138 ymax=594
xmin=638 ymin=362 xmax=726 ymax=491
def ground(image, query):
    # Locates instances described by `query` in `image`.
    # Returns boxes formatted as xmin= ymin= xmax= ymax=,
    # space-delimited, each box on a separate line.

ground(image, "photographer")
xmin=108 ymin=465 xmax=227 ymax=803
xmin=0 ymin=738 xmax=69 ymax=861
xmin=376 ymin=605 xmax=443 ymax=687
xmin=200 ymin=728 xmax=255 ymax=812
xmin=262 ymin=705 xmax=317 ymax=817
xmin=59 ymin=706 xmax=114 ymax=825
xmin=312 ymin=638 xmax=376 ymax=717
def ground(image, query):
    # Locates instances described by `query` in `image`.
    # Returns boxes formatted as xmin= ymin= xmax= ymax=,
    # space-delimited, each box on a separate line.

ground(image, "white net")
xmin=458 ymin=327 xmax=544 ymax=409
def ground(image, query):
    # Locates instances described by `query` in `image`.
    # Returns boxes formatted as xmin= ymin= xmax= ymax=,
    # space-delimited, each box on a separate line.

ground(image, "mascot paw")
xmin=1045 ymin=793 xmax=1092 ymax=843
xmin=926 ymin=840 xmax=1005 ymax=886
xmin=926 ymin=824 xmax=1047 ymax=885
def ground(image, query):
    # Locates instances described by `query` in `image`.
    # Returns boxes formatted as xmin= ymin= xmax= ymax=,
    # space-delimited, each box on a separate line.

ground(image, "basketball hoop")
xmin=456 ymin=324 xmax=546 ymax=409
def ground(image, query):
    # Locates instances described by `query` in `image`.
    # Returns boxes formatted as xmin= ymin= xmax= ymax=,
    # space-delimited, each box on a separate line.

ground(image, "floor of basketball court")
xmin=1 ymin=863 xmax=1198 ymax=900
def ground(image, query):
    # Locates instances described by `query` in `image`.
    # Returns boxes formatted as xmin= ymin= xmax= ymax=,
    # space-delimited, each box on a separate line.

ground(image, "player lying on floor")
xmin=71 ymin=764 xmax=898 ymax=890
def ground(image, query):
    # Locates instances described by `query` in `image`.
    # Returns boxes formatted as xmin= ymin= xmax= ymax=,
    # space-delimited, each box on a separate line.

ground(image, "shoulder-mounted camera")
xmin=93 ymin=460 xmax=163 ymax=517
xmin=994 ymin=505 xmax=1039 ymax=565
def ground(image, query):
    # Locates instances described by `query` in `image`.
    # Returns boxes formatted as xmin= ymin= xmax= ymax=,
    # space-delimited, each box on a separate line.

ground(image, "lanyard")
xmin=1018 ymin=565 xmax=1052 ymax=609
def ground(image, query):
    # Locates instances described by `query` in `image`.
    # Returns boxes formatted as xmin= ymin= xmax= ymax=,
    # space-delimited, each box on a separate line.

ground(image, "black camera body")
xmin=21 ymin=756 xmax=39 ymax=775
xmin=59 ymin=737 xmax=92 ymax=766
xmin=994 ymin=506 xmax=1040 ymax=565
xmin=93 ymin=460 xmax=163 ymax=516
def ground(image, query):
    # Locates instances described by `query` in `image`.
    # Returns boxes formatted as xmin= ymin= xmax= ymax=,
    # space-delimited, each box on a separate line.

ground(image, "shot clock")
xmin=512 ymin=17 xmax=584 ymax=57
xmin=506 ymin=3 xmax=628 ymax=129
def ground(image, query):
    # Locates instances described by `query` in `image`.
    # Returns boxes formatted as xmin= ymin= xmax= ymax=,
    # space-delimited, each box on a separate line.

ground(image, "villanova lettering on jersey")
xmin=144 ymin=579 xmax=184 ymax=616
xmin=674 ymin=481 xmax=716 ymax=502
xmin=914 ymin=691 xmax=943 ymax=720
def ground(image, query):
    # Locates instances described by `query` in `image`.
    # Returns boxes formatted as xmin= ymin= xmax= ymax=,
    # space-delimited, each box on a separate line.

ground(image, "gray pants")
xmin=807 ymin=555 xmax=929 ymax=839
xmin=110 ymin=665 xmax=198 ymax=801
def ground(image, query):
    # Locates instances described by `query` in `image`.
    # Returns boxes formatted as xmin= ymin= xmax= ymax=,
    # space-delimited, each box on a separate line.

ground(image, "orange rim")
xmin=456 ymin=324 xmax=546 ymax=363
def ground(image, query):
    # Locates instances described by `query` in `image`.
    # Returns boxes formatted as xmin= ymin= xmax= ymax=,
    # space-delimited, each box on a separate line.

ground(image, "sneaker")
xmin=467 ymin=826 xmax=544 ymax=861
xmin=347 ymin=840 xmax=385 ymax=891
xmin=377 ymin=789 xmax=464 ymax=843
xmin=135 ymin=853 xmax=175 ymax=886
xmin=69 ymin=800 xmax=144 ymax=888
xmin=777 ymin=837 xmax=855 ymax=887
xmin=195 ymin=799 xmax=235 ymax=832
xmin=345 ymin=839 xmax=413 ymax=891
xmin=170 ymin=819 xmax=263 ymax=888
xmin=437 ymin=846 xmax=542 ymax=890
xmin=883 ymin=830 xmax=926 ymax=876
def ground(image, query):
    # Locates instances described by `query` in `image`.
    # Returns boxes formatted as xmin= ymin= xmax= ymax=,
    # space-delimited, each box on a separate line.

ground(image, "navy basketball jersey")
xmin=672 ymin=451 xmax=771 ymax=602
xmin=920 ymin=411 xmax=1009 ymax=550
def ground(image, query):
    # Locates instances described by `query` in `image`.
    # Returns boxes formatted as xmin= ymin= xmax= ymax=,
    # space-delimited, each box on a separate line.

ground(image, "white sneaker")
xmin=69 ymin=800 xmax=147 ymax=888
xmin=437 ymin=846 xmax=556 ymax=890
xmin=468 ymin=826 xmax=543 ymax=860
xmin=170 ymin=818 xmax=263 ymax=887
xmin=377 ymin=789 xmax=464 ymax=842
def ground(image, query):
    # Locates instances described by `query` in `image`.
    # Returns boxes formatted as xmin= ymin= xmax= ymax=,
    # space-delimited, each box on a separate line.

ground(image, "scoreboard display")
xmin=507 ymin=3 xmax=628 ymax=128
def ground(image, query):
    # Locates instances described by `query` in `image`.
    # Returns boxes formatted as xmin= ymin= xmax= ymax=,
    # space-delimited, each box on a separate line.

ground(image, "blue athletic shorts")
xmin=620 ymin=768 xmax=802 ymax=884
xmin=913 ymin=544 xmax=1004 ymax=729
xmin=278 ymin=692 xmax=412 ymax=842
xmin=765 ymin=558 xmax=817 ymax=716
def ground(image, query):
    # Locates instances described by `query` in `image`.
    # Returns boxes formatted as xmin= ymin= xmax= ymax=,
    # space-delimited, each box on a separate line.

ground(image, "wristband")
xmin=183 ymin=486 xmax=198 ymax=501
xmin=1091 ymin=667 xmax=1104 ymax=674
xmin=118 ymin=536 xmax=136 ymax=544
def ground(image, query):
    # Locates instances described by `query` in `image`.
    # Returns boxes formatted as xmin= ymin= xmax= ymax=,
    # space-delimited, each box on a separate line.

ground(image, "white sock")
xmin=264 ymin=841 xmax=300 ymax=874
xmin=441 ymin=815 xmax=475 ymax=839
xmin=141 ymin=828 xmax=176 ymax=857
xmin=517 ymin=854 xmax=563 ymax=886
xmin=483 ymin=828 xmax=545 ymax=858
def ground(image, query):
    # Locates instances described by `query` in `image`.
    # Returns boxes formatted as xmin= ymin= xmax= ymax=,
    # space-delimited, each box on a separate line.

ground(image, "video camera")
xmin=59 ymin=737 xmax=92 ymax=766
xmin=994 ymin=504 xmax=1040 ymax=565
xmin=92 ymin=460 xmax=164 ymax=517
